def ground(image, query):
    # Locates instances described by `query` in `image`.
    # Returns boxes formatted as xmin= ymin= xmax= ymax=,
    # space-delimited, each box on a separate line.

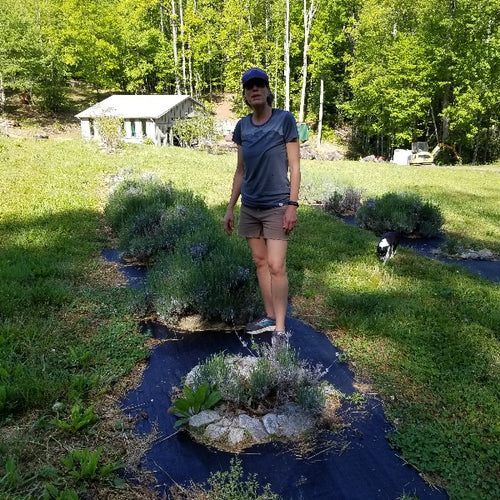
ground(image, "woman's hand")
xmin=224 ymin=208 xmax=235 ymax=235
xmin=283 ymin=205 xmax=298 ymax=234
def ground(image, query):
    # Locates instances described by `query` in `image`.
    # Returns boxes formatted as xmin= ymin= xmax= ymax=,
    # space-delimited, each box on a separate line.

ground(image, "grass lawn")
xmin=0 ymin=136 xmax=499 ymax=499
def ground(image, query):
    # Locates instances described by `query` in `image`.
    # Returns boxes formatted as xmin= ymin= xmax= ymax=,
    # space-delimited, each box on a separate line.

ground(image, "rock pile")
xmin=189 ymin=403 xmax=316 ymax=449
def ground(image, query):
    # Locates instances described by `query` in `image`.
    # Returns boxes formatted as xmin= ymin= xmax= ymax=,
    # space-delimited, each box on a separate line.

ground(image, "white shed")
xmin=75 ymin=94 xmax=204 ymax=146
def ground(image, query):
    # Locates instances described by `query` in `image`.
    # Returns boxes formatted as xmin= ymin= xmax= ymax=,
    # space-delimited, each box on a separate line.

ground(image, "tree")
xmin=298 ymin=0 xmax=319 ymax=122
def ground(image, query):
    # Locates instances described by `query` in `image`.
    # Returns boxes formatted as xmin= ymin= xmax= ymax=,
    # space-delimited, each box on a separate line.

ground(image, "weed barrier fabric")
xmin=105 ymin=249 xmax=446 ymax=498
xmin=121 ymin=318 xmax=447 ymax=499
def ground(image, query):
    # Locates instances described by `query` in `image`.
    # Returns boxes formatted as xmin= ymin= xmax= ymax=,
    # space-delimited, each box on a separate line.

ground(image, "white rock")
xmin=461 ymin=251 xmax=479 ymax=260
xmin=238 ymin=414 xmax=268 ymax=440
xmin=228 ymin=427 xmax=246 ymax=445
xmin=204 ymin=423 xmax=229 ymax=441
xmin=189 ymin=410 xmax=220 ymax=428
xmin=262 ymin=413 xmax=279 ymax=435
xmin=477 ymin=249 xmax=494 ymax=260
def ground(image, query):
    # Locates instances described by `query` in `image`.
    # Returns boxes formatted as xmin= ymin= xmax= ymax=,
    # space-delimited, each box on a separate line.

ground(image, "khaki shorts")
xmin=238 ymin=204 xmax=289 ymax=240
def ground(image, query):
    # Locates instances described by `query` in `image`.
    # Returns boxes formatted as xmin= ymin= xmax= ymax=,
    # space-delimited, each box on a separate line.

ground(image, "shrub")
xmin=147 ymin=223 xmax=260 ymax=324
xmin=188 ymin=344 xmax=326 ymax=414
xmin=355 ymin=192 xmax=443 ymax=237
xmin=94 ymin=115 xmax=124 ymax=151
xmin=117 ymin=195 xmax=210 ymax=261
xmin=323 ymin=185 xmax=363 ymax=216
xmin=171 ymin=114 xmax=218 ymax=149
xmin=105 ymin=176 xmax=260 ymax=325
xmin=104 ymin=176 xmax=175 ymax=233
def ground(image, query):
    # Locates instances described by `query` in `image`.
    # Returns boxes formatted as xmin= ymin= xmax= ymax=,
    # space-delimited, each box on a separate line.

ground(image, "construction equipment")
xmin=409 ymin=142 xmax=461 ymax=166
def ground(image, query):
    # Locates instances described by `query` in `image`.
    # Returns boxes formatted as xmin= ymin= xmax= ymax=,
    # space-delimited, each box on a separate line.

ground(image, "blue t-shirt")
xmin=233 ymin=108 xmax=298 ymax=208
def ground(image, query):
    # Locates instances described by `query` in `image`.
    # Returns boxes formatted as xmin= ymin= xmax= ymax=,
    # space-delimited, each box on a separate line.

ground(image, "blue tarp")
xmin=120 ymin=316 xmax=447 ymax=499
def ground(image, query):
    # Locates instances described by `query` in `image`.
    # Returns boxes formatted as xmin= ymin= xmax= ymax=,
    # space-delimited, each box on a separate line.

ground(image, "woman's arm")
xmin=224 ymin=145 xmax=244 ymax=235
xmin=283 ymin=138 xmax=301 ymax=233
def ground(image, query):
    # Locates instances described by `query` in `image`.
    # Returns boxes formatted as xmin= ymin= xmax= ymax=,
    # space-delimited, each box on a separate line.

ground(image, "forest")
xmin=1 ymin=0 xmax=499 ymax=163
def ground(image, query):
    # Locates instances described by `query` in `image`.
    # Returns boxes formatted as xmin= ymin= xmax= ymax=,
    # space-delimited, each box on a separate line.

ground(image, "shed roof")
xmin=75 ymin=95 xmax=202 ymax=120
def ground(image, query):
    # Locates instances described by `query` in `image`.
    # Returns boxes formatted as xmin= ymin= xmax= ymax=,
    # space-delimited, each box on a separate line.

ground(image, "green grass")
xmin=1 ymin=136 xmax=499 ymax=498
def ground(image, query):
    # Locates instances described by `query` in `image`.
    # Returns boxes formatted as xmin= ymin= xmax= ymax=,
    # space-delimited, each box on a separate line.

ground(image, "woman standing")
xmin=223 ymin=67 xmax=301 ymax=345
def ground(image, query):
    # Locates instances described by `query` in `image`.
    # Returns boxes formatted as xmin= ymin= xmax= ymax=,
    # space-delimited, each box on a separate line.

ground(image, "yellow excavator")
xmin=409 ymin=142 xmax=461 ymax=166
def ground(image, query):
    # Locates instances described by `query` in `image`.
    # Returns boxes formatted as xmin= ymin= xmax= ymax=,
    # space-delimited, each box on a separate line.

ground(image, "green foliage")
xmin=171 ymin=114 xmax=218 ymax=149
xmin=0 ymin=457 xmax=21 ymax=492
xmin=148 ymin=227 xmax=260 ymax=324
xmin=169 ymin=384 xmax=222 ymax=428
xmin=52 ymin=403 xmax=99 ymax=433
xmin=323 ymin=185 xmax=363 ymax=216
xmin=205 ymin=457 xmax=281 ymax=500
xmin=355 ymin=192 xmax=443 ymax=237
xmin=105 ymin=175 xmax=260 ymax=323
xmin=61 ymin=447 xmax=122 ymax=484
xmin=104 ymin=176 xmax=175 ymax=234
xmin=94 ymin=116 xmax=125 ymax=152
xmin=190 ymin=344 xmax=326 ymax=414
xmin=42 ymin=484 xmax=79 ymax=500
xmin=118 ymin=195 xmax=210 ymax=261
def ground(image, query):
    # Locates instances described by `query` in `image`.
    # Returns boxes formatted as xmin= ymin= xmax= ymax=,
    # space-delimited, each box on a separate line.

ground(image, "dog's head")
xmin=377 ymin=238 xmax=391 ymax=261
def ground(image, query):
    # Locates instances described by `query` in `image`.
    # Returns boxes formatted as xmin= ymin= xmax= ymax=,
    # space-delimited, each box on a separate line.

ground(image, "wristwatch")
xmin=287 ymin=200 xmax=299 ymax=207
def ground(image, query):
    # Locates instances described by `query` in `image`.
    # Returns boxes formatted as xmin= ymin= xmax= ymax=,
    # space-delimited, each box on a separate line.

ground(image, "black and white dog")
xmin=377 ymin=231 xmax=401 ymax=264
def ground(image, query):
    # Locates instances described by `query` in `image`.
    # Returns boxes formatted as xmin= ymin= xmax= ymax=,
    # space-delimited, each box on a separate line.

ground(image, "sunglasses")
xmin=243 ymin=78 xmax=268 ymax=90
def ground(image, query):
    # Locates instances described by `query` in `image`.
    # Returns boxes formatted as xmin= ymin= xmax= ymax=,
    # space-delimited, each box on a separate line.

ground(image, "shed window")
xmin=131 ymin=121 xmax=136 ymax=137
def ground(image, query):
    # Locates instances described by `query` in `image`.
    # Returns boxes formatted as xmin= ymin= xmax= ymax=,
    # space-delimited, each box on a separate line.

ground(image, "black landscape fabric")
xmin=121 ymin=318 xmax=448 ymax=499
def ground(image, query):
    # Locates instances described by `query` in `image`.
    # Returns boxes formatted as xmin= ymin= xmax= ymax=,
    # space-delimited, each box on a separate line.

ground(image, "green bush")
xmin=189 ymin=344 xmax=326 ymax=414
xmin=104 ymin=176 xmax=175 ymax=233
xmin=171 ymin=114 xmax=218 ymax=149
xmin=105 ymin=177 xmax=260 ymax=325
xmin=147 ymin=223 xmax=260 ymax=324
xmin=117 ymin=194 xmax=210 ymax=261
xmin=94 ymin=115 xmax=125 ymax=151
xmin=355 ymin=192 xmax=443 ymax=237
xmin=323 ymin=185 xmax=363 ymax=216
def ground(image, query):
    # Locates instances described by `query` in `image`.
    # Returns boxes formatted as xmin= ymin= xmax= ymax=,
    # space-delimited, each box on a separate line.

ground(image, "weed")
xmin=171 ymin=457 xmax=280 ymax=499
xmin=169 ymin=384 xmax=222 ymax=428
xmin=0 ymin=457 xmax=22 ymax=492
xmin=61 ymin=447 xmax=122 ymax=484
xmin=336 ymin=352 xmax=349 ymax=363
xmin=206 ymin=458 xmax=280 ymax=500
xmin=52 ymin=402 xmax=99 ymax=433
xmin=42 ymin=484 xmax=79 ymax=499
xmin=344 ymin=392 xmax=366 ymax=407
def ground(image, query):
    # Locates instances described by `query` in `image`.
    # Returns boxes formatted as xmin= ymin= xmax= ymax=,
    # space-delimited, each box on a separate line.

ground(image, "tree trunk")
xmin=441 ymin=84 xmax=450 ymax=143
xmin=299 ymin=0 xmax=318 ymax=122
xmin=284 ymin=0 xmax=290 ymax=111
xmin=170 ymin=0 xmax=181 ymax=94
xmin=316 ymin=77 xmax=324 ymax=148
xmin=178 ymin=0 xmax=187 ymax=93
xmin=0 ymin=73 xmax=5 ymax=114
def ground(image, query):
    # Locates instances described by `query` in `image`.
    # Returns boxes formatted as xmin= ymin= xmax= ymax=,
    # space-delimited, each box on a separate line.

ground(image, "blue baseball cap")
xmin=242 ymin=67 xmax=269 ymax=85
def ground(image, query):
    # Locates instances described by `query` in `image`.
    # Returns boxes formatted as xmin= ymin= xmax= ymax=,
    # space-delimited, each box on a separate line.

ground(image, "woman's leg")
xmin=247 ymin=237 xmax=288 ymax=331
xmin=247 ymin=237 xmax=275 ymax=319
xmin=265 ymin=238 xmax=288 ymax=331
